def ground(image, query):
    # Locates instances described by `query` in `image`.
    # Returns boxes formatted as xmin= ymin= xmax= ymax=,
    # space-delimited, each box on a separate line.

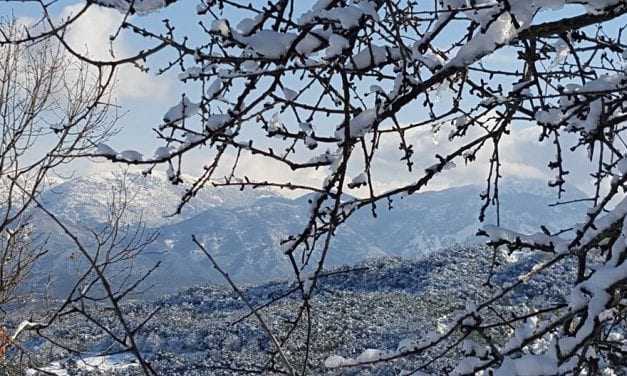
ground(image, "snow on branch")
xmin=7 ymin=0 xmax=627 ymax=374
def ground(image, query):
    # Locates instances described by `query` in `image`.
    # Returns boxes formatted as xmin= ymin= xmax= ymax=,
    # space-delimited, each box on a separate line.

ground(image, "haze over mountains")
xmin=28 ymin=171 xmax=586 ymax=297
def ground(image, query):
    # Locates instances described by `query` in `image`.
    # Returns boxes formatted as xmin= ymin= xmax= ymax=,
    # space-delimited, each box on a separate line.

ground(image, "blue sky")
xmin=1 ymin=1 xmax=614 ymax=198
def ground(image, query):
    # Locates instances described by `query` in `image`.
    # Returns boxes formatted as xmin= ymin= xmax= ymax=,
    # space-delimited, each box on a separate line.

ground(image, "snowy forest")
xmin=1 ymin=0 xmax=627 ymax=374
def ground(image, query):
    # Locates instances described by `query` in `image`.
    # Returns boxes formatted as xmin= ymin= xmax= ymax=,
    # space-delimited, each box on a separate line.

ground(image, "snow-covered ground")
xmin=27 ymin=353 xmax=138 ymax=375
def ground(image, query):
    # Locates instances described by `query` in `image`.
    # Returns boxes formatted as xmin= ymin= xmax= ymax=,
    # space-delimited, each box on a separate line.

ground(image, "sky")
xmin=1 ymin=0 xmax=610 ymax=200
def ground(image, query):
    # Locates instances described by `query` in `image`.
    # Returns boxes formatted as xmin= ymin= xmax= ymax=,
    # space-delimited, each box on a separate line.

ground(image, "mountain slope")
xmin=39 ymin=170 xmax=271 ymax=227
xmin=347 ymin=180 xmax=585 ymax=258
xmin=21 ymin=246 xmax=576 ymax=375
xmin=26 ymin=175 xmax=587 ymax=297
xmin=132 ymin=178 xmax=585 ymax=294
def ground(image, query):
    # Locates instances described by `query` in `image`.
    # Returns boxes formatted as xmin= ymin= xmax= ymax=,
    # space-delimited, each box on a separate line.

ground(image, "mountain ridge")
xmin=20 ymin=172 xmax=588 ymax=297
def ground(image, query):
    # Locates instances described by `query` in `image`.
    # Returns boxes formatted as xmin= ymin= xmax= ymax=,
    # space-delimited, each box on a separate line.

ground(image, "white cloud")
xmin=183 ymin=149 xmax=328 ymax=197
xmin=47 ymin=7 xmax=595 ymax=199
xmin=367 ymin=118 xmax=595 ymax=196
xmin=60 ymin=4 xmax=171 ymax=101
xmin=70 ymin=117 xmax=596 ymax=201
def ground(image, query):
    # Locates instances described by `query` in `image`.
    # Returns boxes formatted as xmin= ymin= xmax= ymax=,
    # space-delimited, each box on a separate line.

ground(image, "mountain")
xmin=39 ymin=170 xmax=270 ymax=227
xmin=144 ymin=195 xmax=388 ymax=291
xmin=344 ymin=179 xmax=585 ymax=258
xmin=24 ymin=173 xmax=587 ymax=297
xmin=19 ymin=246 xmax=575 ymax=375
xmin=123 ymin=178 xmax=586 ymax=296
